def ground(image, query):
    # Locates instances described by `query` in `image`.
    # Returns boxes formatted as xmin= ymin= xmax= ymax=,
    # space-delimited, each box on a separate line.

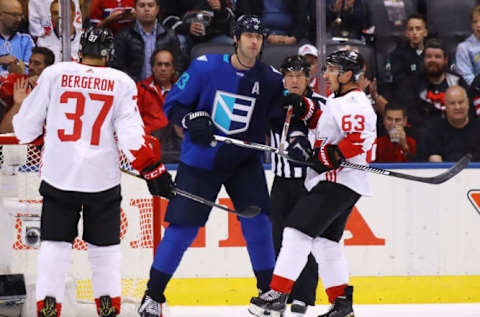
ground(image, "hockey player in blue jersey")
xmin=138 ymin=15 xmax=285 ymax=316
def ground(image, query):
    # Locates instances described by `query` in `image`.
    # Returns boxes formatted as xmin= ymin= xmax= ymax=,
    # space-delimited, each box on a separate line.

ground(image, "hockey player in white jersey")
xmin=12 ymin=27 xmax=174 ymax=317
xmin=249 ymin=49 xmax=377 ymax=317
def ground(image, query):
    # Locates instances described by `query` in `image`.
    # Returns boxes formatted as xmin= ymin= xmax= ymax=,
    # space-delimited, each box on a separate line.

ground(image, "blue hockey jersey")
xmin=164 ymin=54 xmax=284 ymax=170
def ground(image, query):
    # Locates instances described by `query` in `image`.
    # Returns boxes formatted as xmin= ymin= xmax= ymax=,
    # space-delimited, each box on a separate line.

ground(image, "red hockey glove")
xmin=280 ymin=93 xmax=316 ymax=121
xmin=309 ymin=144 xmax=344 ymax=174
xmin=141 ymin=161 xmax=175 ymax=199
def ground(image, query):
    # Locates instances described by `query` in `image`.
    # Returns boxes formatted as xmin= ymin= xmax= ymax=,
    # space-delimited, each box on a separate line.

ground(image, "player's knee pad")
xmin=36 ymin=241 xmax=72 ymax=303
xmin=240 ymin=212 xmax=272 ymax=243
xmin=152 ymin=224 xmax=199 ymax=274
xmin=162 ymin=224 xmax=199 ymax=249
xmin=88 ymin=243 xmax=121 ymax=298
xmin=281 ymin=227 xmax=313 ymax=256
xmin=312 ymin=237 xmax=348 ymax=289
xmin=312 ymin=237 xmax=343 ymax=263
xmin=272 ymin=227 xmax=313 ymax=282
xmin=240 ymin=213 xmax=275 ymax=270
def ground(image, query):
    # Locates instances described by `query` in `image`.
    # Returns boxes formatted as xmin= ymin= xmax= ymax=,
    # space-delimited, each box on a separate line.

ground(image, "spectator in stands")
xmin=110 ymin=0 xmax=181 ymax=82
xmin=0 ymin=0 xmax=34 ymax=76
xmin=88 ymin=0 xmax=135 ymax=34
xmin=161 ymin=0 xmax=235 ymax=57
xmin=467 ymin=72 xmax=480 ymax=119
xmin=0 ymin=46 xmax=54 ymax=133
xmin=375 ymin=101 xmax=416 ymax=162
xmin=389 ymin=14 xmax=428 ymax=85
xmin=35 ymin=0 xmax=81 ymax=63
xmin=137 ymin=47 xmax=183 ymax=163
xmin=391 ymin=38 xmax=469 ymax=138
xmin=455 ymin=5 xmax=480 ymax=86
xmin=326 ymin=0 xmax=369 ymax=40
xmin=29 ymin=0 xmax=82 ymax=44
xmin=235 ymin=0 xmax=311 ymax=45
xmin=297 ymin=43 xmax=319 ymax=93
xmin=422 ymin=86 xmax=480 ymax=162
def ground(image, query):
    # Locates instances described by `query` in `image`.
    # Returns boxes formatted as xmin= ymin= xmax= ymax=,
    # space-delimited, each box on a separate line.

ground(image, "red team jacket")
xmin=136 ymin=77 xmax=169 ymax=134
xmin=375 ymin=135 xmax=416 ymax=162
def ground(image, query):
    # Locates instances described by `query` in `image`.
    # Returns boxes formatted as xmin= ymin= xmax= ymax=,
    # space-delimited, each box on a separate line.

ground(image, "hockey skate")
xmin=138 ymin=293 xmax=165 ymax=317
xmin=318 ymin=285 xmax=354 ymax=317
xmin=248 ymin=289 xmax=288 ymax=317
xmin=98 ymin=295 xmax=117 ymax=317
xmin=291 ymin=300 xmax=308 ymax=316
xmin=38 ymin=296 xmax=59 ymax=317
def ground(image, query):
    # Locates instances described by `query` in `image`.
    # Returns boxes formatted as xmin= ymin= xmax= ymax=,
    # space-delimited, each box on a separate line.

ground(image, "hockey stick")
xmin=278 ymin=105 xmax=293 ymax=153
xmin=339 ymin=155 xmax=472 ymax=184
xmin=213 ymin=135 xmax=472 ymax=184
xmin=121 ymin=169 xmax=261 ymax=218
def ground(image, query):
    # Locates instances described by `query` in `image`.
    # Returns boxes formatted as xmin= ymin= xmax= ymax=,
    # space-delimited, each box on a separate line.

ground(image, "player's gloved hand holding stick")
xmin=131 ymin=135 xmax=175 ymax=199
xmin=308 ymin=143 xmax=344 ymax=174
xmin=182 ymin=111 xmax=215 ymax=146
xmin=279 ymin=92 xmax=316 ymax=121
xmin=141 ymin=162 xmax=175 ymax=199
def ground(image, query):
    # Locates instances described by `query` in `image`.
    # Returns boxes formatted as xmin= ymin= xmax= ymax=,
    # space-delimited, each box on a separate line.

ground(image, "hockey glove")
xmin=280 ymin=93 xmax=315 ymax=121
xmin=141 ymin=161 xmax=175 ymax=199
xmin=287 ymin=136 xmax=312 ymax=165
xmin=182 ymin=111 xmax=215 ymax=146
xmin=308 ymin=144 xmax=344 ymax=174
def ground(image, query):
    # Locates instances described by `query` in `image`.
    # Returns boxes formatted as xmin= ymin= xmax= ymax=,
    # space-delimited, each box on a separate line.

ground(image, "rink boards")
xmin=7 ymin=165 xmax=480 ymax=304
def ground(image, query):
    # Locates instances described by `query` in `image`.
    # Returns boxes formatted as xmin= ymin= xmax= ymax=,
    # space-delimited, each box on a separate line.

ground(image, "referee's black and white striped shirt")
xmin=270 ymin=90 xmax=326 ymax=178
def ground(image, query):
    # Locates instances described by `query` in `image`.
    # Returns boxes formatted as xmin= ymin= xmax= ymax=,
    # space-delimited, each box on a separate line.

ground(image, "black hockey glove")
xmin=141 ymin=161 xmax=175 ymax=199
xmin=182 ymin=111 xmax=215 ymax=146
xmin=308 ymin=144 xmax=344 ymax=174
xmin=279 ymin=93 xmax=314 ymax=120
xmin=287 ymin=136 xmax=312 ymax=166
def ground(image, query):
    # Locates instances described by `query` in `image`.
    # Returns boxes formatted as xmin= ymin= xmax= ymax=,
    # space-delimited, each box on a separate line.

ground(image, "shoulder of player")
xmin=326 ymin=90 xmax=373 ymax=113
xmin=249 ymin=62 xmax=283 ymax=88
xmin=190 ymin=54 xmax=228 ymax=72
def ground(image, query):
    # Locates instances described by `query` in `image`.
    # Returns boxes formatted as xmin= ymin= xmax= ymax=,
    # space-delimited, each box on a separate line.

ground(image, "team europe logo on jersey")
xmin=211 ymin=90 xmax=256 ymax=134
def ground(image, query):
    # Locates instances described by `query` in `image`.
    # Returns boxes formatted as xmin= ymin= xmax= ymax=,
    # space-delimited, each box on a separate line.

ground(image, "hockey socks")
xmin=270 ymin=227 xmax=313 ymax=293
xmin=88 ymin=243 xmax=122 ymax=313
xmin=312 ymin=236 xmax=349 ymax=302
xmin=36 ymin=240 xmax=72 ymax=314
xmin=240 ymin=213 xmax=276 ymax=291
xmin=325 ymin=284 xmax=348 ymax=304
xmin=148 ymin=224 xmax=199 ymax=300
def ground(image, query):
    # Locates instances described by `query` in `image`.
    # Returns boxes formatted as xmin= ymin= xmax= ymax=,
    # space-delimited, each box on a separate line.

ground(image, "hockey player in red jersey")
xmin=12 ymin=27 xmax=174 ymax=317
xmin=249 ymin=49 xmax=377 ymax=317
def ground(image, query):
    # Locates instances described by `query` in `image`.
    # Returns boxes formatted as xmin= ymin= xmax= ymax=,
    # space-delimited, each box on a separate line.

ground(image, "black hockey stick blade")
xmin=121 ymin=169 xmax=261 ymax=218
xmin=340 ymin=153 xmax=472 ymax=184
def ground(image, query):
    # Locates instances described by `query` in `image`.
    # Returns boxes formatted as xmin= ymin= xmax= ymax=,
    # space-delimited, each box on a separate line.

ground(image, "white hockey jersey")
xmin=305 ymin=89 xmax=377 ymax=196
xmin=13 ymin=62 xmax=149 ymax=192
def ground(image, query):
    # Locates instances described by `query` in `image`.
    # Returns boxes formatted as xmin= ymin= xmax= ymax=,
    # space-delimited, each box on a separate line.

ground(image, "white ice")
xmin=74 ymin=303 xmax=480 ymax=317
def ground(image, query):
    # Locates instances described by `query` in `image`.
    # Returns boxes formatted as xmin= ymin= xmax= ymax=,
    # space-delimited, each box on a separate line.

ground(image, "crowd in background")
xmin=0 ymin=0 xmax=479 ymax=163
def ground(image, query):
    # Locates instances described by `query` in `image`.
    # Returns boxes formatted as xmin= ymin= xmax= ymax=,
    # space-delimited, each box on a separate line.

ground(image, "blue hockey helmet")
xmin=80 ymin=27 xmax=114 ymax=59
xmin=233 ymin=15 xmax=267 ymax=39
